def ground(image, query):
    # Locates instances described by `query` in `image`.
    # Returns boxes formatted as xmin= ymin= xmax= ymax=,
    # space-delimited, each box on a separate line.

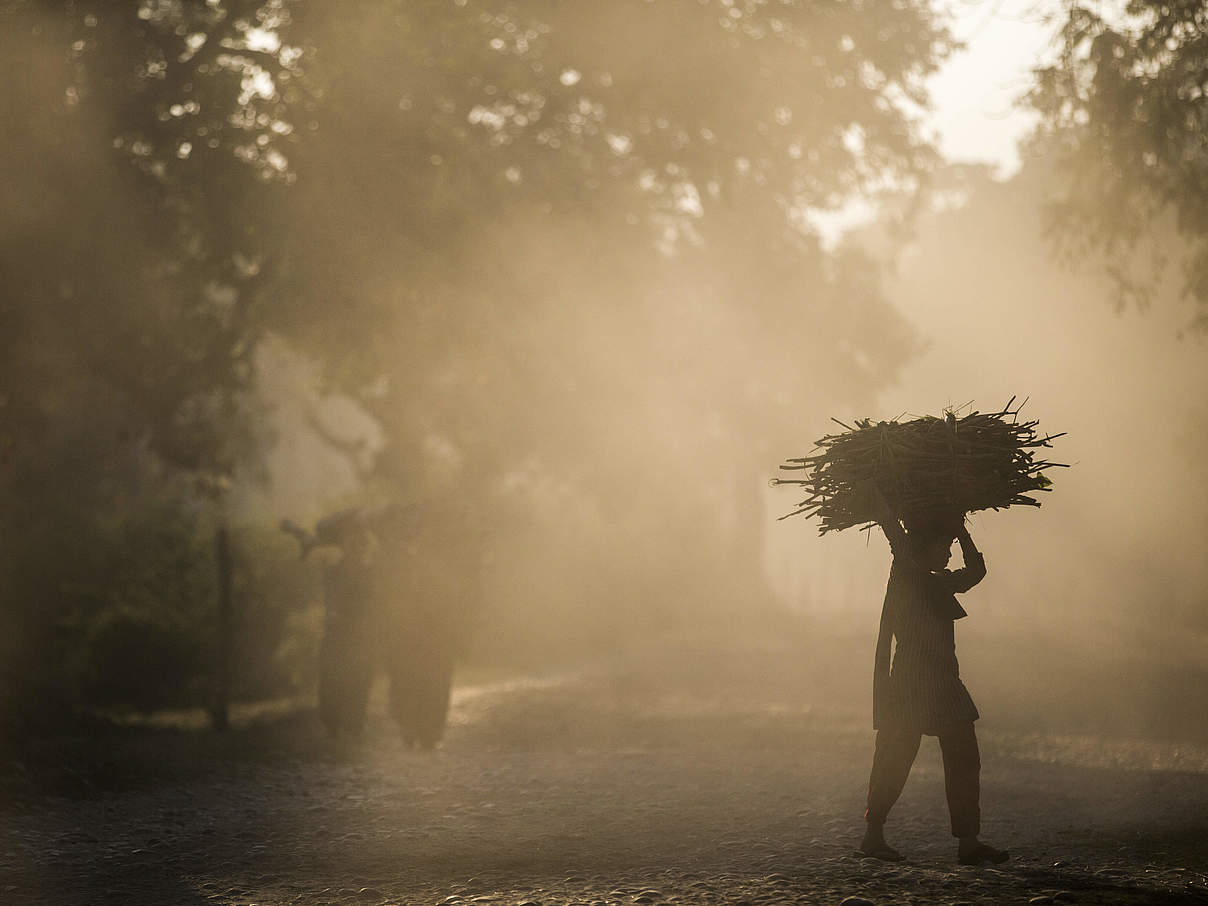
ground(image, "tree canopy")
xmin=1031 ymin=0 xmax=1208 ymax=327
xmin=1 ymin=0 xmax=955 ymax=721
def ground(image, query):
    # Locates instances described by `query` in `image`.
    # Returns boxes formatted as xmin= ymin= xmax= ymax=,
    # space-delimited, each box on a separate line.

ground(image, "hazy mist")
xmin=1 ymin=0 xmax=1204 ymax=744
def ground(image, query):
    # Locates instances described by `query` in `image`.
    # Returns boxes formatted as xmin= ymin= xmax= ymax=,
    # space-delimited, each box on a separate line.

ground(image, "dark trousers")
xmin=317 ymin=633 xmax=373 ymax=737
xmin=865 ymin=721 xmax=980 ymax=838
xmin=387 ymin=646 xmax=454 ymax=748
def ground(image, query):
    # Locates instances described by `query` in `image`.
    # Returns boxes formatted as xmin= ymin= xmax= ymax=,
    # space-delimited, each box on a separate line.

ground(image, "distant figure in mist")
xmin=310 ymin=510 xmax=377 ymax=738
xmin=282 ymin=502 xmax=484 ymax=748
xmin=375 ymin=499 xmax=484 ymax=750
xmin=859 ymin=486 xmax=1009 ymax=866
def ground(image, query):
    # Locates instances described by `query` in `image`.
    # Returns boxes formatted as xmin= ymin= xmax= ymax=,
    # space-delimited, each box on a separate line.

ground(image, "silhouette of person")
xmin=282 ymin=499 xmax=484 ymax=747
xmin=375 ymin=498 xmax=483 ymax=750
xmin=859 ymin=486 xmax=1009 ymax=865
xmin=312 ymin=510 xmax=377 ymax=738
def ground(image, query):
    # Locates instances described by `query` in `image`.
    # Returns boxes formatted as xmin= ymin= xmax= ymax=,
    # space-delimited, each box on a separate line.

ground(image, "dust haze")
xmin=2 ymin=3 xmax=1207 ymax=902
xmin=2 ymin=0 xmax=1204 ymax=741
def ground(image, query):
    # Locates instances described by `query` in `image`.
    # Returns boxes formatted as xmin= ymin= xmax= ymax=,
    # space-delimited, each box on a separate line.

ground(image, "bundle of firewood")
xmin=773 ymin=399 xmax=1066 ymax=534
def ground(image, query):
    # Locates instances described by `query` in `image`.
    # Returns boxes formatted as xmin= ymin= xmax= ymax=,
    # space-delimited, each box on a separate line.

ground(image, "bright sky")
xmin=925 ymin=0 xmax=1059 ymax=175
xmin=808 ymin=0 xmax=1058 ymax=243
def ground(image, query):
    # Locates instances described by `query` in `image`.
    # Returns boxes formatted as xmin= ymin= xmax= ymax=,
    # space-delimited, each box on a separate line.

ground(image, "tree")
xmin=252 ymin=0 xmax=950 ymax=641
xmin=0 ymin=0 xmax=307 ymax=726
xmin=1031 ymin=0 xmax=1208 ymax=327
xmin=1 ymin=0 xmax=957 ymax=721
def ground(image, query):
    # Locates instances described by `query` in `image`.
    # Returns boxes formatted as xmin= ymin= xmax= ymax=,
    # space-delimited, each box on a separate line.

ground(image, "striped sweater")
xmin=872 ymin=524 xmax=986 ymax=734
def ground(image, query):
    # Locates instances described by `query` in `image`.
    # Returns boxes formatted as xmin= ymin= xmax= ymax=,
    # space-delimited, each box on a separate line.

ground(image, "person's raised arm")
xmin=280 ymin=518 xmax=318 ymax=560
xmin=944 ymin=521 xmax=986 ymax=593
xmin=860 ymin=480 xmax=912 ymax=563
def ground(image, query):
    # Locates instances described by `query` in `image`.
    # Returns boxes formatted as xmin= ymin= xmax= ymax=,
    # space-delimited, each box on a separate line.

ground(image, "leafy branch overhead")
xmin=1030 ymin=0 xmax=1208 ymax=326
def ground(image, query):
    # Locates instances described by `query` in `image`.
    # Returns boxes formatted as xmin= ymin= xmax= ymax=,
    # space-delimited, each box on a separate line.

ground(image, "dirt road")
xmin=3 ymin=641 xmax=1207 ymax=905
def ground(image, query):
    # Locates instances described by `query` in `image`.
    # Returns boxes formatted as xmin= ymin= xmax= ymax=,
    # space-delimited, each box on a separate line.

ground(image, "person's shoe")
xmin=958 ymin=840 xmax=1010 ymax=865
xmin=859 ymin=827 xmax=905 ymax=862
xmin=858 ymin=843 xmax=905 ymax=862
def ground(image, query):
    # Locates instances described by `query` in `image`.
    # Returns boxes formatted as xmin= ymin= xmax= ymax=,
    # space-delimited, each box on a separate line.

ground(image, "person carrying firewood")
xmin=775 ymin=402 xmax=1065 ymax=863
xmin=857 ymin=483 xmax=1010 ymax=866
xmin=281 ymin=510 xmax=377 ymax=738
xmin=375 ymin=496 xmax=484 ymax=750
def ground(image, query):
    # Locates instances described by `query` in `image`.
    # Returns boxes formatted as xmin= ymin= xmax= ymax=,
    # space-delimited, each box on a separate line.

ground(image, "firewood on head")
xmin=772 ymin=400 xmax=1067 ymax=534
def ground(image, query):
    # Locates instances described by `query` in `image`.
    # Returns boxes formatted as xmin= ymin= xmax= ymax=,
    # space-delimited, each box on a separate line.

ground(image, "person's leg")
xmin=388 ymin=657 xmax=421 ymax=747
xmin=317 ymin=635 xmax=344 ymax=737
xmin=937 ymin=721 xmax=980 ymax=838
xmin=415 ymin=649 xmax=454 ymax=750
xmin=345 ymin=659 xmax=373 ymax=738
xmin=938 ymin=722 xmax=1008 ymax=864
xmin=862 ymin=726 xmax=922 ymax=859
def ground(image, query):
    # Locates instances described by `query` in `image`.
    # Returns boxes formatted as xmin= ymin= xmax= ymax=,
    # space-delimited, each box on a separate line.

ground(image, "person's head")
xmin=904 ymin=513 xmax=961 ymax=572
xmin=314 ymin=508 xmax=375 ymax=562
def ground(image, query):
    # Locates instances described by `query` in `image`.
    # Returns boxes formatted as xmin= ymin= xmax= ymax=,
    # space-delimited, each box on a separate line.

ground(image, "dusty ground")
xmin=3 ymin=640 xmax=1208 ymax=906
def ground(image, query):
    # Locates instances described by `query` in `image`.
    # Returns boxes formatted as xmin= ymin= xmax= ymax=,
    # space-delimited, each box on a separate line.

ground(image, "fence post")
xmin=211 ymin=523 xmax=233 ymax=731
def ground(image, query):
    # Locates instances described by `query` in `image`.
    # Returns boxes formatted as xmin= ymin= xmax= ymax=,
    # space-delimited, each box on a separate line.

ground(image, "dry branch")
xmin=772 ymin=398 xmax=1067 ymax=534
